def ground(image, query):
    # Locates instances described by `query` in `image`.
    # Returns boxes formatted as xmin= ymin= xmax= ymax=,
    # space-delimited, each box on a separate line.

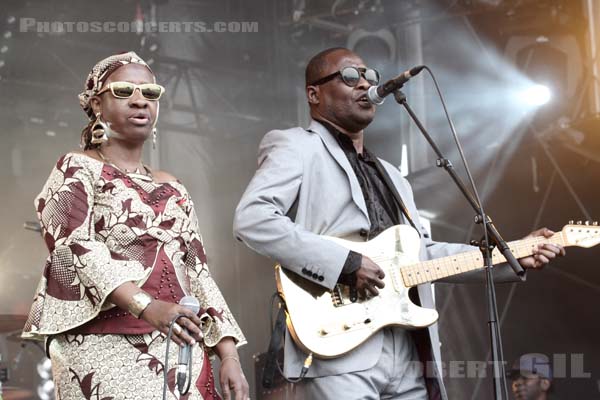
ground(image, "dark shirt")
xmin=315 ymin=120 xmax=402 ymax=279
xmin=334 ymin=131 xmax=401 ymax=238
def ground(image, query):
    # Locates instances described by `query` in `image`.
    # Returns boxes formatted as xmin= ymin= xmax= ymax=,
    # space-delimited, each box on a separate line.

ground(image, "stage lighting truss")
xmin=0 ymin=16 xmax=14 ymax=72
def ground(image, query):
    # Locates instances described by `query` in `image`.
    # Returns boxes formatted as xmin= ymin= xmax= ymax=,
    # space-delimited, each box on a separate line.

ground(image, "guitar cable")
xmin=269 ymin=292 xmax=313 ymax=383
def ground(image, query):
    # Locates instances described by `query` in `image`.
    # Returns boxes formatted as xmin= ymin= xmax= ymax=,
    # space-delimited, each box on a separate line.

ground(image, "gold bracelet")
xmin=127 ymin=292 xmax=153 ymax=319
xmin=220 ymin=355 xmax=240 ymax=365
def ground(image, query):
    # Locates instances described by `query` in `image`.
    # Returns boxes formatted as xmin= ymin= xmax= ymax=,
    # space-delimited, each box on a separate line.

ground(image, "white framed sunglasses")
xmin=97 ymin=81 xmax=165 ymax=101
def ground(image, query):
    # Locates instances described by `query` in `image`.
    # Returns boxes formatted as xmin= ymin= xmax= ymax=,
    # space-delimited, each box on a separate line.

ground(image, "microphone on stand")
xmin=176 ymin=296 xmax=201 ymax=394
xmin=367 ymin=65 xmax=425 ymax=105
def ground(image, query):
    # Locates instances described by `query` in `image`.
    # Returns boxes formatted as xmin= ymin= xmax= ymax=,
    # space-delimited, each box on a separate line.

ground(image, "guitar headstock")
xmin=562 ymin=221 xmax=600 ymax=248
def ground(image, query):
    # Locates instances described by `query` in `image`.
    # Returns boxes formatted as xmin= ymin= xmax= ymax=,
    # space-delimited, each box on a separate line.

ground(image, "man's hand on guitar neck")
xmin=355 ymin=256 xmax=386 ymax=297
xmin=518 ymin=228 xmax=566 ymax=270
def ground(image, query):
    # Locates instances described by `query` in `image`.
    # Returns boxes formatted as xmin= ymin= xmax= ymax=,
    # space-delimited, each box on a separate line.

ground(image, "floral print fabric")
xmin=22 ymin=152 xmax=245 ymax=399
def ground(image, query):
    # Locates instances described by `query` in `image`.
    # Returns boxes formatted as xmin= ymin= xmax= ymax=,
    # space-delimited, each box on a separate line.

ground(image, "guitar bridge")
xmin=331 ymin=284 xmax=344 ymax=307
xmin=331 ymin=284 xmax=357 ymax=307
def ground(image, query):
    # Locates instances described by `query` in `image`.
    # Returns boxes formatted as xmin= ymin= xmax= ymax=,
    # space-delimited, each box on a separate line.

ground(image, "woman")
xmin=22 ymin=52 xmax=249 ymax=400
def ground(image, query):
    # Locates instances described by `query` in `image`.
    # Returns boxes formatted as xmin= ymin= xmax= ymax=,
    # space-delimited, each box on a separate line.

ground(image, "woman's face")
xmin=92 ymin=63 xmax=159 ymax=142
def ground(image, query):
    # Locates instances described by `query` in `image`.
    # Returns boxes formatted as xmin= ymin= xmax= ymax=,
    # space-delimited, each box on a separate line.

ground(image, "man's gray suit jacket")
xmin=233 ymin=120 xmax=522 ymax=398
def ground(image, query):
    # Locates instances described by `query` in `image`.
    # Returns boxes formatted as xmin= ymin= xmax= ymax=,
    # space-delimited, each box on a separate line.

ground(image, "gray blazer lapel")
xmin=307 ymin=120 xmax=369 ymax=220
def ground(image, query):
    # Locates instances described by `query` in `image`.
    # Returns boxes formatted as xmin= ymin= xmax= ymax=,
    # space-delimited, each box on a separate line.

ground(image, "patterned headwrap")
xmin=78 ymin=51 xmax=152 ymax=120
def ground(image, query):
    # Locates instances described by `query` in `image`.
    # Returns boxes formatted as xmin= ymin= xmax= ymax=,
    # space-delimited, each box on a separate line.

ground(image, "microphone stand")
xmin=393 ymin=89 xmax=524 ymax=400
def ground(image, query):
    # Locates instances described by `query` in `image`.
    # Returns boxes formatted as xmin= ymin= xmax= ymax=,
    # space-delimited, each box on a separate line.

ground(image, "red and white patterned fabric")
xmin=23 ymin=152 xmax=245 ymax=399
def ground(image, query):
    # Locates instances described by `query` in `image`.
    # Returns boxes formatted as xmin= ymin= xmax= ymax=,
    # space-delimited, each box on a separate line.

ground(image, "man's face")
xmin=308 ymin=51 xmax=377 ymax=133
xmin=511 ymin=373 xmax=549 ymax=400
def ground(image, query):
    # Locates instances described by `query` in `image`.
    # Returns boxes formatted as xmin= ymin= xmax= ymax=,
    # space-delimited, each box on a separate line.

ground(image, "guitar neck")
xmin=401 ymin=233 xmax=566 ymax=287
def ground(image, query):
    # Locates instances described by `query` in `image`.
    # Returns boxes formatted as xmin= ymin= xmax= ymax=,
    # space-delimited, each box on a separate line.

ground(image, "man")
xmin=233 ymin=47 xmax=564 ymax=399
xmin=509 ymin=353 xmax=554 ymax=400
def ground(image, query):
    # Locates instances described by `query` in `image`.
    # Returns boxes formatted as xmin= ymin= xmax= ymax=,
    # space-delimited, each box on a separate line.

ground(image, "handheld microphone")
xmin=23 ymin=221 xmax=42 ymax=233
xmin=367 ymin=65 xmax=425 ymax=105
xmin=176 ymin=295 xmax=201 ymax=394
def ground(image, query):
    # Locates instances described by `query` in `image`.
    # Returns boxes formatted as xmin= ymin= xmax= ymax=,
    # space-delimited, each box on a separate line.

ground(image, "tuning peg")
xmin=585 ymin=221 xmax=590 ymax=225
xmin=594 ymin=221 xmax=598 ymax=226
xmin=577 ymin=220 xmax=582 ymax=225
xmin=569 ymin=220 xmax=574 ymax=224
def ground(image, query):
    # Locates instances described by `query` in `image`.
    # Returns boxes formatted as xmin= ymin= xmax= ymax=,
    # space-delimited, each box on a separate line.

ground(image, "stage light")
xmin=141 ymin=34 xmax=160 ymax=53
xmin=36 ymin=357 xmax=55 ymax=400
xmin=36 ymin=357 xmax=52 ymax=379
xmin=140 ymin=34 xmax=160 ymax=66
xmin=505 ymin=34 xmax=582 ymax=129
xmin=347 ymin=28 xmax=396 ymax=66
xmin=520 ymin=84 xmax=551 ymax=106
xmin=37 ymin=379 xmax=55 ymax=400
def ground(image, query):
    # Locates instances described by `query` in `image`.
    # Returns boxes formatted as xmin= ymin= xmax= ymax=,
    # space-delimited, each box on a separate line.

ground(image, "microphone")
xmin=23 ymin=221 xmax=42 ymax=233
xmin=367 ymin=65 xmax=425 ymax=105
xmin=176 ymin=295 xmax=201 ymax=394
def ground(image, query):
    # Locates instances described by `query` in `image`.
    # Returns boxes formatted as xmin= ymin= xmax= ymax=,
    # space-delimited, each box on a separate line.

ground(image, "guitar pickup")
xmin=344 ymin=318 xmax=371 ymax=330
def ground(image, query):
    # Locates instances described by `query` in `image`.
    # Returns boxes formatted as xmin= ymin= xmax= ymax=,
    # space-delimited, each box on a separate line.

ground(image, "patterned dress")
xmin=22 ymin=152 xmax=246 ymax=400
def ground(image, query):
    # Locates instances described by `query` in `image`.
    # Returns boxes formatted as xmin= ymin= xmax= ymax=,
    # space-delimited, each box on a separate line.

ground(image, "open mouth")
xmin=357 ymin=95 xmax=372 ymax=106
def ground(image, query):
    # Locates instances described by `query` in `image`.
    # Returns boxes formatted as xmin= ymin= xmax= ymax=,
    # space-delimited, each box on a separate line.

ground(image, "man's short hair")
xmin=305 ymin=47 xmax=353 ymax=87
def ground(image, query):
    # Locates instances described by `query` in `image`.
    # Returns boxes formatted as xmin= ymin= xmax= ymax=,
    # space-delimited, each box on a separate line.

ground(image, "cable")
xmin=268 ymin=292 xmax=312 ymax=383
xmin=423 ymin=65 xmax=510 ymax=400
xmin=182 ymin=345 xmax=193 ymax=395
xmin=162 ymin=313 xmax=188 ymax=400
xmin=269 ymin=291 xmax=279 ymax=332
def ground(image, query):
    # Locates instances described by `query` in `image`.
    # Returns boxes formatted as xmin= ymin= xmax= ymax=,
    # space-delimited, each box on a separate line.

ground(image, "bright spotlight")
xmin=36 ymin=357 xmax=53 ymax=379
xmin=37 ymin=379 xmax=55 ymax=400
xmin=520 ymin=84 xmax=551 ymax=106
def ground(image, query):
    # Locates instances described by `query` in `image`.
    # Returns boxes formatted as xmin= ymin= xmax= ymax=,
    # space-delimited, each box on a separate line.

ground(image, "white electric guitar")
xmin=275 ymin=221 xmax=600 ymax=359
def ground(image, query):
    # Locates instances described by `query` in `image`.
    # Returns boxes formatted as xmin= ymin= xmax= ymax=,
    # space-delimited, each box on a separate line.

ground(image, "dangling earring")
xmin=152 ymin=128 xmax=157 ymax=149
xmin=90 ymin=112 xmax=110 ymax=145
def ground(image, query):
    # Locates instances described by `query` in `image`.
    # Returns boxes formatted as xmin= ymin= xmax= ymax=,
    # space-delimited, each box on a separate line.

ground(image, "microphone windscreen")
xmin=179 ymin=295 xmax=200 ymax=314
xmin=410 ymin=65 xmax=425 ymax=76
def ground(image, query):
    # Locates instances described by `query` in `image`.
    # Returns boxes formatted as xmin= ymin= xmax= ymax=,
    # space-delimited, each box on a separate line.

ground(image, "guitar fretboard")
xmin=400 ymin=233 xmax=565 ymax=287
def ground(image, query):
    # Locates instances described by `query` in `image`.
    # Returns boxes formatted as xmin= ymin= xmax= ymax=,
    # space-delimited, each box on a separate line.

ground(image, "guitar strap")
xmin=308 ymin=126 xmax=421 ymax=236
xmin=371 ymin=156 xmax=421 ymax=237
xmin=262 ymin=192 xmax=300 ymax=388
xmin=262 ymin=295 xmax=287 ymax=388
